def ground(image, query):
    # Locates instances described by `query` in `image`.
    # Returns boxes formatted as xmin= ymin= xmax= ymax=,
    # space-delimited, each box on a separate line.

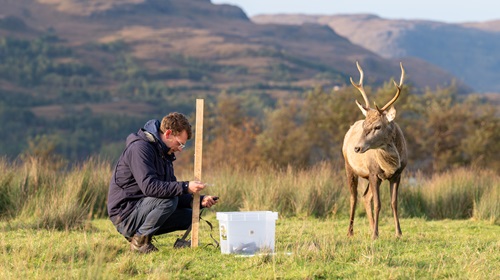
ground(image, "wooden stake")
xmin=191 ymin=99 xmax=204 ymax=247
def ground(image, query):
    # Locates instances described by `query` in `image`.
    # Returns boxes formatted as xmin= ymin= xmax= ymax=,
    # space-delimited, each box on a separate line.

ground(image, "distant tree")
xmin=204 ymin=92 xmax=262 ymax=169
xmin=458 ymin=95 xmax=500 ymax=171
xmin=402 ymin=85 xmax=499 ymax=172
xmin=303 ymin=85 xmax=361 ymax=164
xmin=256 ymin=100 xmax=310 ymax=168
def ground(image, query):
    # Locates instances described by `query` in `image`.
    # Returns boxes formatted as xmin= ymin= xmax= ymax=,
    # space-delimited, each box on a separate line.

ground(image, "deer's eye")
xmin=374 ymin=125 xmax=381 ymax=131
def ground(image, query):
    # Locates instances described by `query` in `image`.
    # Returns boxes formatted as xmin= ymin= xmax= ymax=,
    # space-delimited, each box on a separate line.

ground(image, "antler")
xmin=349 ymin=61 xmax=370 ymax=109
xmin=379 ymin=62 xmax=405 ymax=111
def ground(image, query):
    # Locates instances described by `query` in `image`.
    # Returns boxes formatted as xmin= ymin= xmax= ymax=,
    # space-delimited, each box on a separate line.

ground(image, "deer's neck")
xmin=375 ymin=143 xmax=400 ymax=179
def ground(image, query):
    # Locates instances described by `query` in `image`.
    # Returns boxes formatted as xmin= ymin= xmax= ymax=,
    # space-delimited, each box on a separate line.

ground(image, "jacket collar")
xmin=141 ymin=119 xmax=176 ymax=161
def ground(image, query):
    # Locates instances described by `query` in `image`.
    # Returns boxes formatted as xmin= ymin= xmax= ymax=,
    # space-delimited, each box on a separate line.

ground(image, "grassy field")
xmin=0 ymin=158 xmax=499 ymax=279
xmin=1 ymin=216 xmax=499 ymax=279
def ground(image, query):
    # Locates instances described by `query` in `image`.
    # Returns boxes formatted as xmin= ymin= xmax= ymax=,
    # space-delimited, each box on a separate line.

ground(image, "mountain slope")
xmin=0 ymin=0 xmax=468 ymax=96
xmin=0 ymin=0 xmax=482 ymax=160
xmin=253 ymin=14 xmax=500 ymax=93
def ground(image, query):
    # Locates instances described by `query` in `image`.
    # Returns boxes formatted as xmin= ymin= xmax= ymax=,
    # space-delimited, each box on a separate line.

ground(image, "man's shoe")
xmin=130 ymin=234 xmax=159 ymax=254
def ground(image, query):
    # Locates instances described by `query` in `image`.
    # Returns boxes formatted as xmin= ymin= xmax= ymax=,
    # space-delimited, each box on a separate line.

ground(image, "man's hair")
xmin=160 ymin=112 xmax=192 ymax=139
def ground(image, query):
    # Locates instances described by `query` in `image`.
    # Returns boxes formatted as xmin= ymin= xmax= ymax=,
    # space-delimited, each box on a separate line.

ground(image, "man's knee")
xmin=139 ymin=196 xmax=179 ymax=223
xmin=154 ymin=197 xmax=179 ymax=220
xmin=158 ymin=196 xmax=179 ymax=210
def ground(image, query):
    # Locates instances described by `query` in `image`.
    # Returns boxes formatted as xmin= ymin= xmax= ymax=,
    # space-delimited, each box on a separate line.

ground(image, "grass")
xmin=1 ymin=216 xmax=498 ymax=279
xmin=0 ymin=157 xmax=499 ymax=278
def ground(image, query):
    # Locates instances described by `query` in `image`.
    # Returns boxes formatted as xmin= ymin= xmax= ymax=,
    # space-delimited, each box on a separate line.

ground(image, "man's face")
xmin=163 ymin=130 xmax=188 ymax=154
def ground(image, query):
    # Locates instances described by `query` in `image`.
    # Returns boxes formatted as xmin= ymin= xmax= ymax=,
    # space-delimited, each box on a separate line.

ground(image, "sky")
xmin=211 ymin=0 xmax=499 ymax=23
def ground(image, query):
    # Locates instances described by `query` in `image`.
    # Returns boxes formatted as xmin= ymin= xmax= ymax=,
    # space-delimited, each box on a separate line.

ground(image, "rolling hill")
xmin=0 ymin=0 xmax=471 ymax=101
xmin=252 ymin=13 xmax=500 ymax=93
xmin=0 ymin=0 xmax=487 ymax=160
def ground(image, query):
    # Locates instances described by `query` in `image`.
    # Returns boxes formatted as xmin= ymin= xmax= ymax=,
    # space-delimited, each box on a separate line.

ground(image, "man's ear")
xmin=164 ymin=129 xmax=172 ymax=137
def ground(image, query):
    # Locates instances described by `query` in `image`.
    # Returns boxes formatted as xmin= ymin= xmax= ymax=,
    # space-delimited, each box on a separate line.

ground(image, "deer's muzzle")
xmin=354 ymin=141 xmax=370 ymax=153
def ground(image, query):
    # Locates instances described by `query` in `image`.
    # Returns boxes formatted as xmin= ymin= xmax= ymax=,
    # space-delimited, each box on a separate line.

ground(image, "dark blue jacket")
xmin=107 ymin=119 xmax=192 ymax=225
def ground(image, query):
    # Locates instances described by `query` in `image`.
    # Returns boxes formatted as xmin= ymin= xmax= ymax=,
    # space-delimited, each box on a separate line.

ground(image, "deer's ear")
xmin=385 ymin=106 xmax=396 ymax=122
xmin=356 ymin=100 xmax=367 ymax=116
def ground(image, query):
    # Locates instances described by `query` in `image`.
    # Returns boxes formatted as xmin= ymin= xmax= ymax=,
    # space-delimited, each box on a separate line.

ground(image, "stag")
xmin=342 ymin=61 xmax=407 ymax=240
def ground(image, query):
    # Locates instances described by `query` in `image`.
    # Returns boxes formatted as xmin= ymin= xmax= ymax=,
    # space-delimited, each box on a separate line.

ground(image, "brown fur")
xmin=342 ymin=62 xmax=407 ymax=239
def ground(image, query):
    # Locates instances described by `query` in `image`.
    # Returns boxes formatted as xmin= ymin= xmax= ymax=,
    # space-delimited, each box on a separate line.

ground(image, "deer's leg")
xmin=369 ymin=175 xmax=382 ymax=240
xmin=390 ymin=175 xmax=402 ymax=238
xmin=362 ymin=182 xmax=374 ymax=232
xmin=346 ymin=165 xmax=358 ymax=237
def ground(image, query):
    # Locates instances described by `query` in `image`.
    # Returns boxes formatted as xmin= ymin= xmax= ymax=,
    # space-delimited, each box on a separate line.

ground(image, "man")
xmin=107 ymin=112 xmax=218 ymax=253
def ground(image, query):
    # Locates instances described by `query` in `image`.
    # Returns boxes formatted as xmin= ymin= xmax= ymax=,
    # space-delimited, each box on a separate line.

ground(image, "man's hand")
xmin=201 ymin=195 xmax=219 ymax=208
xmin=188 ymin=181 xmax=206 ymax=194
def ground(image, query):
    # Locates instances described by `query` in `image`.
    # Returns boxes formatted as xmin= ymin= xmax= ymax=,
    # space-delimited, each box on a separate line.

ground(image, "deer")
xmin=342 ymin=61 xmax=407 ymax=240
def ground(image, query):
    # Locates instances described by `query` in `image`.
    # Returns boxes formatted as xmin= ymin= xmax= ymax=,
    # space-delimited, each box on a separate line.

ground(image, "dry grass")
xmin=0 ymin=157 xmax=499 ymax=278
xmin=1 ymin=157 xmax=499 ymax=231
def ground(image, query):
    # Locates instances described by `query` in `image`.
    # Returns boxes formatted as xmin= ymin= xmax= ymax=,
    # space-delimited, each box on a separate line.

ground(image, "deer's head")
xmin=350 ymin=62 xmax=405 ymax=153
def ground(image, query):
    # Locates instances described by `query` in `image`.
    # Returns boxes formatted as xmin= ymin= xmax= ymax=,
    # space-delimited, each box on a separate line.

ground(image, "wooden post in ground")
xmin=191 ymin=99 xmax=204 ymax=247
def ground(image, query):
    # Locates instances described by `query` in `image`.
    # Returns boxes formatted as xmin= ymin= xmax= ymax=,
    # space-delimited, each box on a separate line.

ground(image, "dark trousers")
xmin=115 ymin=196 xmax=192 ymax=239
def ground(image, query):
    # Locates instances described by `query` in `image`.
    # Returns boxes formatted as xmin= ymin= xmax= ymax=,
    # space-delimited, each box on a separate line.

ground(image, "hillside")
xmin=0 ymin=0 xmax=480 ymax=161
xmin=252 ymin=14 xmax=500 ymax=93
xmin=0 ymin=0 xmax=467 ymax=95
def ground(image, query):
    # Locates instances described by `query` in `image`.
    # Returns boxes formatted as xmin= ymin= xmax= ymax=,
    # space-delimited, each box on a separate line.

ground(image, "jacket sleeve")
xmin=178 ymin=194 xmax=206 ymax=209
xmin=127 ymin=141 xmax=188 ymax=198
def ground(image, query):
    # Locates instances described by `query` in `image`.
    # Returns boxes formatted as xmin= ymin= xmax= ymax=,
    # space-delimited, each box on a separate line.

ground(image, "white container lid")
xmin=216 ymin=211 xmax=278 ymax=222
